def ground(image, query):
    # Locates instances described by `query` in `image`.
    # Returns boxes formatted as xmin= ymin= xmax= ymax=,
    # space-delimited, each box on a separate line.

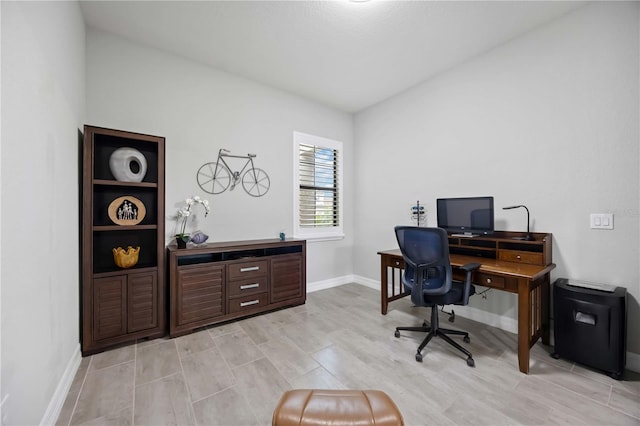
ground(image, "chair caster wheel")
xmin=463 ymin=336 xmax=470 ymax=343
xmin=394 ymin=330 xmax=400 ymax=338
xmin=415 ymin=353 xmax=423 ymax=362
xmin=467 ymin=357 xmax=475 ymax=367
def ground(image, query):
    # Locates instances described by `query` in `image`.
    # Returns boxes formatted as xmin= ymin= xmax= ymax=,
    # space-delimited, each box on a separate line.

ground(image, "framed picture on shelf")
xmin=108 ymin=195 xmax=146 ymax=225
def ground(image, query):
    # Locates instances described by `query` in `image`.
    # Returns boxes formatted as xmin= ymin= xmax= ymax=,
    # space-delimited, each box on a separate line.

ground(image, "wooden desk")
xmin=378 ymin=231 xmax=555 ymax=374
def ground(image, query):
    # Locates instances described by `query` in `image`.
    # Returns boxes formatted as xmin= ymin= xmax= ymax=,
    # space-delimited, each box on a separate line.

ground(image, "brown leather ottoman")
xmin=272 ymin=389 xmax=404 ymax=426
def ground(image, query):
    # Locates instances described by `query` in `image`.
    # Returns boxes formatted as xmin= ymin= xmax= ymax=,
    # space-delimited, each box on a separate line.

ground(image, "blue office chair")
xmin=394 ymin=226 xmax=480 ymax=367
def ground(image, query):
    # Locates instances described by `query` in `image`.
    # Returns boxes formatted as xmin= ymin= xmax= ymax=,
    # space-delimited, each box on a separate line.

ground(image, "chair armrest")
xmin=459 ymin=262 xmax=481 ymax=304
xmin=459 ymin=262 xmax=481 ymax=273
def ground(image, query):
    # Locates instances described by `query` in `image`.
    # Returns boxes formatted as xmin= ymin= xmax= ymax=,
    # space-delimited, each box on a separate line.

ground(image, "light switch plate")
xmin=590 ymin=213 xmax=614 ymax=230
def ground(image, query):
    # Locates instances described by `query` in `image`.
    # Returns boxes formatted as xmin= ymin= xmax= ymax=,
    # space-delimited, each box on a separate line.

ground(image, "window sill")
xmin=294 ymin=233 xmax=345 ymax=242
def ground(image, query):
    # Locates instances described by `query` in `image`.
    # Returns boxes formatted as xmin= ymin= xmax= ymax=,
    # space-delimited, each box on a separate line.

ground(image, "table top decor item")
xmin=109 ymin=147 xmax=148 ymax=182
xmin=108 ymin=195 xmax=146 ymax=225
xmin=112 ymin=246 xmax=140 ymax=268
xmin=175 ymin=195 xmax=210 ymax=247
xmin=190 ymin=231 xmax=209 ymax=245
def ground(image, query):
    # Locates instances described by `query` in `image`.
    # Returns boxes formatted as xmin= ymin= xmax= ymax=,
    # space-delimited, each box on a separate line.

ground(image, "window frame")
xmin=293 ymin=131 xmax=344 ymax=241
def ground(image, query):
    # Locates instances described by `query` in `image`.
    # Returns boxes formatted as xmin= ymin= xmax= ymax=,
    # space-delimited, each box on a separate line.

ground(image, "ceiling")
xmin=80 ymin=1 xmax=585 ymax=113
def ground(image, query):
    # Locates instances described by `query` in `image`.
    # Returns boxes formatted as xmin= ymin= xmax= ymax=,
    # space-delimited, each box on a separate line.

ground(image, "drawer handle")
xmin=240 ymin=283 xmax=260 ymax=290
xmin=394 ymin=261 xmax=400 ymax=266
xmin=240 ymin=266 xmax=260 ymax=272
xmin=240 ymin=299 xmax=260 ymax=307
xmin=486 ymin=278 xmax=492 ymax=284
xmin=516 ymin=255 xmax=522 ymax=260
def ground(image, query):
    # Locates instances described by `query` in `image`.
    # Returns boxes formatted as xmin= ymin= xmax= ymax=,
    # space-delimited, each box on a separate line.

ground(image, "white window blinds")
xmin=293 ymin=132 xmax=344 ymax=240
xmin=299 ymin=143 xmax=339 ymax=228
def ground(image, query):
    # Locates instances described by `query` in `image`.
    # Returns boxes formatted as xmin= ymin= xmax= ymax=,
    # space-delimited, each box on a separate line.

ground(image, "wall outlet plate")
xmin=590 ymin=213 xmax=614 ymax=230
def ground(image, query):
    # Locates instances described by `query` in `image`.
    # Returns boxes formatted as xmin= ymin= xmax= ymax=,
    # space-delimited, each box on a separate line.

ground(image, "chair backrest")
xmin=394 ymin=226 xmax=453 ymax=306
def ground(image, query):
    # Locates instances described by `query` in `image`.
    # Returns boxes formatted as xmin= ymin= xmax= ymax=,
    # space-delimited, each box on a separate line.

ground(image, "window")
xmin=293 ymin=132 xmax=344 ymax=240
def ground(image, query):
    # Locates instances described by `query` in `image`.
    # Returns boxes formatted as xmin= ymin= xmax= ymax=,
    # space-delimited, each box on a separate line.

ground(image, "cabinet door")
xmin=128 ymin=272 xmax=158 ymax=333
xmin=270 ymin=254 xmax=303 ymax=303
xmin=93 ymin=275 xmax=127 ymax=341
xmin=177 ymin=264 xmax=225 ymax=326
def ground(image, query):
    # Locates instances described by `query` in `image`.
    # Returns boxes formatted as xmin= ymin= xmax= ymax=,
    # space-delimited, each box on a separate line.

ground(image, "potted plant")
xmin=176 ymin=195 xmax=210 ymax=248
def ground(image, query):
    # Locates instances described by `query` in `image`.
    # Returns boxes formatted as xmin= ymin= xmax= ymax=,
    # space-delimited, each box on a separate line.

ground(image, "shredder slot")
xmin=575 ymin=311 xmax=596 ymax=325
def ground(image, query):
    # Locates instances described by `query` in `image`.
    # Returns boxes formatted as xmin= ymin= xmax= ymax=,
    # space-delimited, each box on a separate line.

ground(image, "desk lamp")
xmin=503 ymin=205 xmax=534 ymax=241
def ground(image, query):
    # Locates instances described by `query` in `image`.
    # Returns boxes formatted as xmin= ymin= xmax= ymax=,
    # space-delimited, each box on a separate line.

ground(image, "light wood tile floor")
xmin=57 ymin=284 xmax=640 ymax=425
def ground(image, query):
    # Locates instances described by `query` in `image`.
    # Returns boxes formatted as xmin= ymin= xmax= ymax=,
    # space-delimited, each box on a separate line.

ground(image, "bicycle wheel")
xmin=242 ymin=168 xmax=270 ymax=197
xmin=197 ymin=162 xmax=230 ymax=194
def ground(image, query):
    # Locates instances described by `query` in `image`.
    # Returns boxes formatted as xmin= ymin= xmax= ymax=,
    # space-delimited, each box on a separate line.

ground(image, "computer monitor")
xmin=436 ymin=196 xmax=494 ymax=236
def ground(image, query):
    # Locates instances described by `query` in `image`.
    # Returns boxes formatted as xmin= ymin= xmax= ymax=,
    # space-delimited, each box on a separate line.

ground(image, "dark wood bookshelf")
xmin=81 ymin=125 xmax=166 ymax=355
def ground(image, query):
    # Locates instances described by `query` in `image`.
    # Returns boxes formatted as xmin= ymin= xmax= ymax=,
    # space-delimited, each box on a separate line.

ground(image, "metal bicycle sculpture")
xmin=197 ymin=149 xmax=270 ymax=197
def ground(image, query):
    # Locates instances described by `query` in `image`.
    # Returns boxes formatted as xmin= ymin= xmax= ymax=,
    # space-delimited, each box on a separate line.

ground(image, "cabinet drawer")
xmin=228 ymin=293 xmax=268 ymax=314
xmin=227 ymin=277 xmax=268 ymax=298
xmin=228 ymin=260 xmax=268 ymax=280
xmin=475 ymin=273 xmax=505 ymax=289
xmin=498 ymin=250 xmax=543 ymax=265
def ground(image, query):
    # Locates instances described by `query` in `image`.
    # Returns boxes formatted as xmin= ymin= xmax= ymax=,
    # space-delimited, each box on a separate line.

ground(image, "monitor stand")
xmin=451 ymin=232 xmax=478 ymax=238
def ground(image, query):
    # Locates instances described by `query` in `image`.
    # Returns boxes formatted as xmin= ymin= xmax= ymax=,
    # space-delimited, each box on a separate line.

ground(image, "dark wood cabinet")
xmin=168 ymin=239 xmax=306 ymax=337
xmin=271 ymin=254 xmax=304 ymax=303
xmin=175 ymin=264 xmax=225 ymax=326
xmin=82 ymin=125 xmax=165 ymax=355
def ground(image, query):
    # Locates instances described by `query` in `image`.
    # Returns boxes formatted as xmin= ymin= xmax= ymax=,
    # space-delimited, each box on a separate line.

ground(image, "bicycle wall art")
xmin=197 ymin=148 xmax=271 ymax=197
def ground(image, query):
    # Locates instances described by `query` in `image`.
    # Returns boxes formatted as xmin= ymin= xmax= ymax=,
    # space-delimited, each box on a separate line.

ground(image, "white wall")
xmin=86 ymin=30 xmax=354 ymax=284
xmin=1 ymin=1 xmax=85 ymax=424
xmin=354 ymin=2 xmax=640 ymax=354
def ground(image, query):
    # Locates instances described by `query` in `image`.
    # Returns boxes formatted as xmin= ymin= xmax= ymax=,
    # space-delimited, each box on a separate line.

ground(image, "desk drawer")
xmin=475 ymin=273 xmax=505 ymax=289
xmin=227 ymin=277 xmax=267 ymax=298
xmin=228 ymin=293 xmax=268 ymax=314
xmin=498 ymin=250 xmax=543 ymax=265
xmin=383 ymin=257 xmax=404 ymax=269
xmin=228 ymin=260 xmax=268 ymax=280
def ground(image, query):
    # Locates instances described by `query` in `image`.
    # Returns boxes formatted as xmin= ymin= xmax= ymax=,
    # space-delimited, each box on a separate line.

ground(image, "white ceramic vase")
xmin=109 ymin=147 xmax=148 ymax=182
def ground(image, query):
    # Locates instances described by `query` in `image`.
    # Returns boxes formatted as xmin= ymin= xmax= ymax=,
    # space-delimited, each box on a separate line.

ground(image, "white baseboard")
xmin=309 ymin=275 xmax=639 ymax=374
xmin=41 ymin=344 xmax=81 ymax=425
xmin=307 ymin=275 xmax=358 ymax=293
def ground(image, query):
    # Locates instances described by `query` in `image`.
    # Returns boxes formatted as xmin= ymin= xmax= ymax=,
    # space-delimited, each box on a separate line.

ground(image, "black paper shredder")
xmin=552 ymin=278 xmax=627 ymax=379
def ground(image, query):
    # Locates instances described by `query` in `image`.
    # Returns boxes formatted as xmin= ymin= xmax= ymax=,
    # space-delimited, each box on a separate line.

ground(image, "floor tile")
xmin=258 ymin=335 xmax=320 ymax=380
xmin=175 ymin=329 xmax=216 ymax=358
xmin=213 ymin=329 xmax=264 ymax=368
xmin=69 ymin=362 xmax=134 ymax=425
xmin=232 ymin=357 xmax=291 ymax=422
xmin=181 ymin=347 xmax=236 ymax=402
xmin=134 ymin=373 xmax=194 ymax=425
xmin=90 ymin=345 xmax=135 ymax=371
xmin=192 ymin=387 xmax=258 ymax=426
xmin=135 ymin=340 xmax=181 ymax=386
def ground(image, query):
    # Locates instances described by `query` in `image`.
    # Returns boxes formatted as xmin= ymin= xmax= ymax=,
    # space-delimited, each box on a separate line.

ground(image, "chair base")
xmin=395 ymin=307 xmax=475 ymax=367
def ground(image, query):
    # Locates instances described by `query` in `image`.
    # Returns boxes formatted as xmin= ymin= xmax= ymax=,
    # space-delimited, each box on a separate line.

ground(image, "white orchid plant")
xmin=176 ymin=195 xmax=210 ymax=241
